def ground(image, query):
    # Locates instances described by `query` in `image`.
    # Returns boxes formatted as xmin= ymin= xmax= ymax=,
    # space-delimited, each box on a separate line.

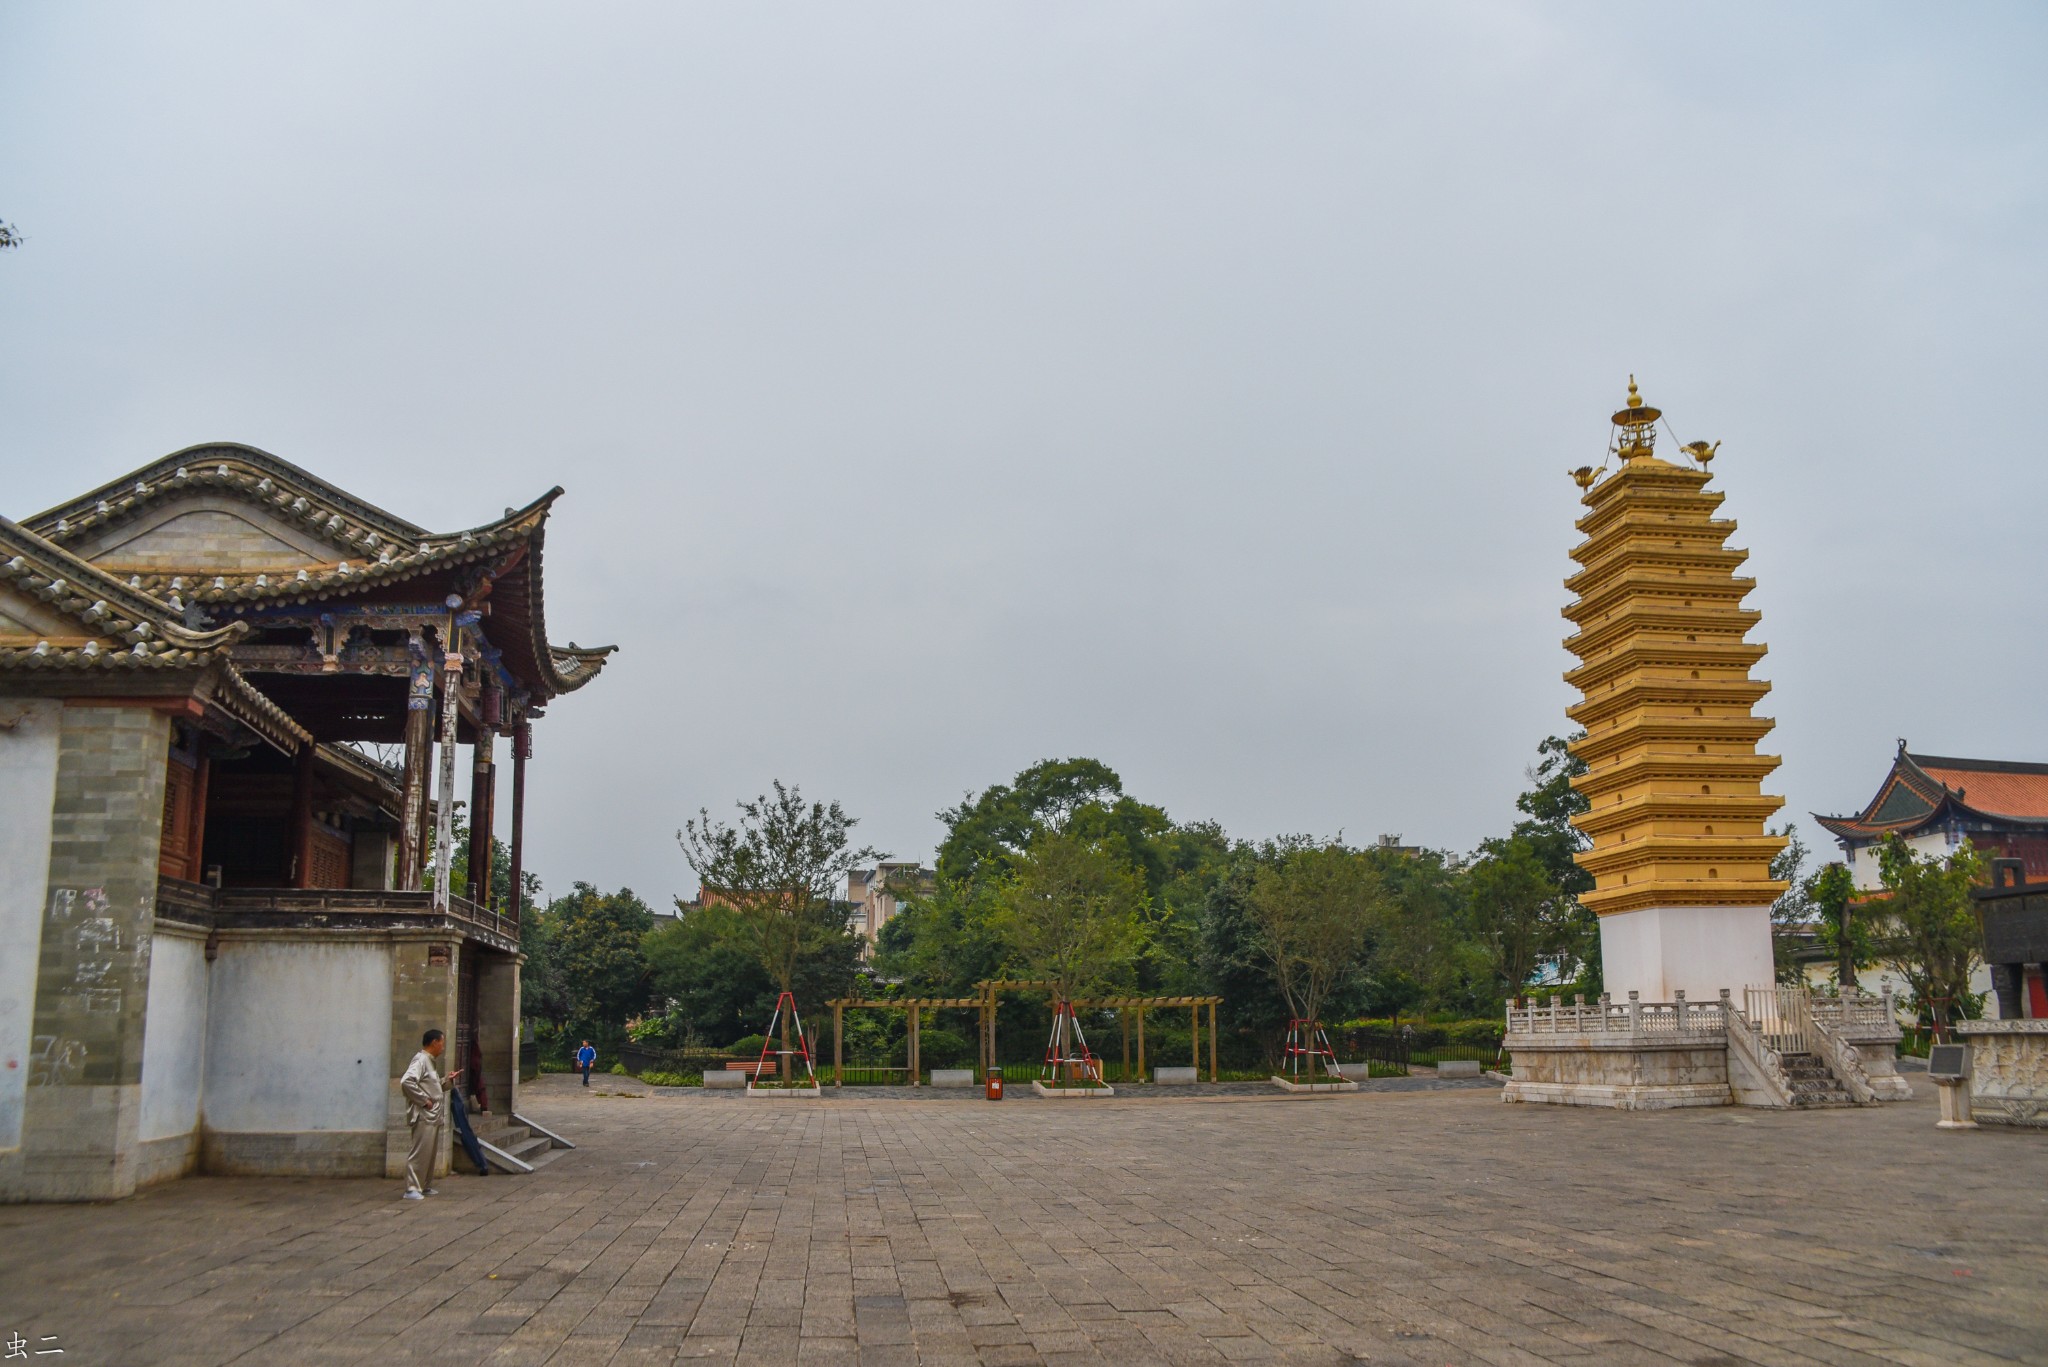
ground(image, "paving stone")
xmin=3 ymin=1073 xmax=2045 ymax=1365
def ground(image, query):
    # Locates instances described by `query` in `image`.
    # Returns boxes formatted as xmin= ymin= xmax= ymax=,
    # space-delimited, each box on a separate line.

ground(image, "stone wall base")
xmin=203 ymin=1129 xmax=386 ymax=1177
xmin=1504 ymin=1080 xmax=1730 ymax=1109
xmin=134 ymin=1131 xmax=201 ymax=1189
xmin=1504 ymin=1034 xmax=1732 ymax=1111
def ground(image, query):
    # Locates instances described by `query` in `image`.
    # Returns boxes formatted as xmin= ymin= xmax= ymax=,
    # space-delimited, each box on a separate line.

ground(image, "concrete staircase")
xmin=1779 ymin=1053 xmax=1855 ymax=1108
xmin=469 ymin=1111 xmax=571 ymax=1173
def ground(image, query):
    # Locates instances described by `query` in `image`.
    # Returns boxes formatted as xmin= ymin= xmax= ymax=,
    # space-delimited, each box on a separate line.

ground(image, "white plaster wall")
xmin=139 ymin=935 xmax=209 ymax=1142
xmin=0 ymin=699 xmax=60 ymax=1151
xmin=1846 ymin=833 xmax=1950 ymax=892
xmin=204 ymin=942 xmax=391 ymax=1132
xmin=1601 ymin=904 xmax=1775 ymax=1002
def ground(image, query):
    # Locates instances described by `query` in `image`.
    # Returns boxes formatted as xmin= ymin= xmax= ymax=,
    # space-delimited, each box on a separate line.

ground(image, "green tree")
xmin=1507 ymin=735 xmax=1600 ymax=987
xmin=991 ymin=830 xmax=1148 ymax=1003
xmin=1768 ymin=823 xmax=1816 ymax=986
xmin=0 ymin=222 xmax=20 ymax=251
xmin=1807 ymin=861 xmax=1869 ymax=990
xmin=642 ymin=903 xmax=775 ymax=1049
xmin=1512 ymin=735 xmax=1593 ymax=895
xmin=539 ymin=883 xmax=653 ymax=1053
xmin=1463 ymin=835 xmax=1566 ymax=1006
xmin=1248 ymin=840 xmax=1384 ymax=1079
xmin=1198 ymin=850 xmax=1293 ymax=1066
xmin=1872 ymin=835 xmax=1986 ymax=1029
xmin=937 ymin=758 xmax=1172 ymax=895
xmin=679 ymin=781 xmax=879 ymax=1079
xmin=1368 ymin=843 xmax=1484 ymax=1020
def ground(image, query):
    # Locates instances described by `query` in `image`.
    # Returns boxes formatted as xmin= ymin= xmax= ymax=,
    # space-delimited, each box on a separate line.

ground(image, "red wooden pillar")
xmin=469 ymin=730 xmax=495 ymax=905
xmin=507 ymin=721 xmax=530 ymax=925
xmin=187 ymin=742 xmax=211 ymax=882
xmin=289 ymin=741 xmax=316 ymax=888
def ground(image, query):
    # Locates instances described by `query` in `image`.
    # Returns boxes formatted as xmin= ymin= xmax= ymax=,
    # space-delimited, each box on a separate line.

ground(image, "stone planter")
xmin=1030 ymin=1081 xmax=1114 ymax=1098
xmin=746 ymin=1082 xmax=822 ymax=1098
xmin=1270 ymin=1075 xmax=1359 ymax=1093
xmin=703 ymin=1071 xmax=745 ymax=1090
xmin=929 ymin=1069 xmax=975 ymax=1087
xmin=1153 ymin=1066 xmax=1197 ymax=1084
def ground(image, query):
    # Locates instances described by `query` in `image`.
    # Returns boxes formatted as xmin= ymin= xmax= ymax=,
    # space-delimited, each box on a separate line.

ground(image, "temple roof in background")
xmin=1815 ymin=742 xmax=2048 ymax=843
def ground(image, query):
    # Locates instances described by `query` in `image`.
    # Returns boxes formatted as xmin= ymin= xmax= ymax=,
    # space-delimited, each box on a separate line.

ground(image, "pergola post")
xmin=1209 ymin=1001 xmax=1219 ymax=1082
xmin=909 ymin=1005 xmax=920 ymax=1087
xmin=1190 ymin=1004 xmax=1199 ymax=1073
xmin=833 ymin=1002 xmax=843 ymax=1086
xmin=1121 ymin=1010 xmax=1131 ymax=1085
xmin=1136 ymin=1008 xmax=1146 ymax=1082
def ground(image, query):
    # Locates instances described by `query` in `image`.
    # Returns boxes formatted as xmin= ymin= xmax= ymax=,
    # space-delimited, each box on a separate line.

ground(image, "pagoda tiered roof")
xmin=1561 ymin=381 xmax=1787 ymax=917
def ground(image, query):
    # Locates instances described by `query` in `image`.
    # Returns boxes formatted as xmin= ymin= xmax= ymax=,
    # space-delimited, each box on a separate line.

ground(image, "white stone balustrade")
xmin=1505 ymin=989 xmax=1729 ymax=1039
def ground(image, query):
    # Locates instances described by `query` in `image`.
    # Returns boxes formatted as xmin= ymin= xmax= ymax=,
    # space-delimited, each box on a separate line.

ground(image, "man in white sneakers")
xmin=400 ymin=1028 xmax=461 ymax=1200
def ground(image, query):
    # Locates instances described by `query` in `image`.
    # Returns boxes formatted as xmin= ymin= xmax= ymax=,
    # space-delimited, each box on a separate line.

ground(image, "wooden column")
xmin=1209 ymin=1002 xmax=1219 ymax=1082
xmin=186 ymin=742 xmax=211 ymax=881
xmin=506 ymin=723 xmax=529 ymax=923
xmin=1121 ymin=1012 xmax=1131 ymax=1085
xmin=833 ymin=1003 xmax=843 ymax=1086
xmin=289 ymin=741 xmax=316 ymax=888
xmin=909 ymin=1006 xmax=920 ymax=1087
xmin=469 ymin=729 xmax=495 ymax=905
xmin=1136 ymin=1008 xmax=1146 ymax=1081
xmin=398 ymin=661 xmax=434 ymax=890
xmin=1190 ymin=1005 xmax=1200 ymax=1072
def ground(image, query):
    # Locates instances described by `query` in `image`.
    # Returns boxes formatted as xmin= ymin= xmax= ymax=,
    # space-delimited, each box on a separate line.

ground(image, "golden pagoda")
xmin=1561 ymin=378 xmax=1786 ymax=999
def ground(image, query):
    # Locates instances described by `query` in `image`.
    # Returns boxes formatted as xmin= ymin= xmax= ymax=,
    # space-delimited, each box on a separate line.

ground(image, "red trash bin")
xmin=985 ymin=1068 xmax=1003 ymax=1100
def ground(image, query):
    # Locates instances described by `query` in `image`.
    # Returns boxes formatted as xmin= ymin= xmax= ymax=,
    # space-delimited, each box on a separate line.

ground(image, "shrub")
xmin=640 ymin=1070 xmax=702 ymax=1087
xmin=917 ymin=1027 xmax=972 ymax=1068
xmin=731 ymin=1034 xmax=768 ymax=1058
xmin=538 ymin=1060 xmax=572 ymax=1074
xmin=609 ymin=1061 xmax=627 ymax=1075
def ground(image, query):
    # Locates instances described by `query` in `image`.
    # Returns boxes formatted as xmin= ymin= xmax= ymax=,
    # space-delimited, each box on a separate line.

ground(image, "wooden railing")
xmin=156 ymin=878 xmax=519 ymax=944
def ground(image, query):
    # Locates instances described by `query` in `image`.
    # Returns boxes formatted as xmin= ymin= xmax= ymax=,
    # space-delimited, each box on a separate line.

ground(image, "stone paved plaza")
xmin=3 ymin=1071 xmax=2044 ymax=1367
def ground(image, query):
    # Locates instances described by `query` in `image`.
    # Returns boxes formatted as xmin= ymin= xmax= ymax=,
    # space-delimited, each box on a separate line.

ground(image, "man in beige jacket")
xmin=400 ymin=1029 xmax=462 ymax=1200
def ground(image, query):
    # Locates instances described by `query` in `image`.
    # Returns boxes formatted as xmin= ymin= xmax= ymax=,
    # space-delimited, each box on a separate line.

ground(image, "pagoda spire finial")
xmin=1610 ymin=374 xmax=1661 ymax=461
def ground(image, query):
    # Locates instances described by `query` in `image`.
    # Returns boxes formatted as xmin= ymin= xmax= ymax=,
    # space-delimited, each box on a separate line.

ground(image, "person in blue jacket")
xmin=576 ymin=1039 xmax=597 ymax=1087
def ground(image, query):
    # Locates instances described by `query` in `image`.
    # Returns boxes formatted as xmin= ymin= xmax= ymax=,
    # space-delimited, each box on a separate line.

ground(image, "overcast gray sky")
xmin=4 ymin=3 xmax=2044 ymax=907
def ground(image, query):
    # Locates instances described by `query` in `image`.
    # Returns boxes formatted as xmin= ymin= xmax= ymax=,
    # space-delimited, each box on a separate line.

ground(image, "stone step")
xmin=1780 ymin=1054 xmax=1853 ymax=1107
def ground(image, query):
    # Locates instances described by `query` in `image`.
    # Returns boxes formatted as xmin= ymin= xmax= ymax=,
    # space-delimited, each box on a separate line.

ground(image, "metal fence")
xmin=1743 ymin=985 xmax=1814 ymax=1056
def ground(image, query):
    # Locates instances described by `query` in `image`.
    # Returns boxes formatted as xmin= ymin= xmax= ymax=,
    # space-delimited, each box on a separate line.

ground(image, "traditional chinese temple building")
xmin=1816 ymin=743 xmax=2048 ymax=890
xmin=1812 ymin=742 xmax=2048 ymax=1017
xmin=1 ymin=443 xmax=611 ymax=1201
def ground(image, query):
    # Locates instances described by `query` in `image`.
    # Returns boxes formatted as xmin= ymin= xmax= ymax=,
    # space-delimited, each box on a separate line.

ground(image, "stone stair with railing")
xmin=1777 ymin=1053 xmax=1855 ymax=1108
xmin=469 ymin=1110 xmax=573 ymax=1174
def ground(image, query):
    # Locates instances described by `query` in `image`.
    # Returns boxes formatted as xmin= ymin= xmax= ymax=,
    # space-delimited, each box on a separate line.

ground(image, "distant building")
xmin=1816 ymin=743 xmax=2048 ymax=888
xmin=1811 ymin=743 xmax=2048 ymax=1016
xmin=847 ymin=862 xmax=935 ymax=949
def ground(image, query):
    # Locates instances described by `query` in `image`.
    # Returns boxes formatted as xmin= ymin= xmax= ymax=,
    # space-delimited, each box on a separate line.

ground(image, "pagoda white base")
xmin=1599 ymin=904 xmax=1773 ymax=1003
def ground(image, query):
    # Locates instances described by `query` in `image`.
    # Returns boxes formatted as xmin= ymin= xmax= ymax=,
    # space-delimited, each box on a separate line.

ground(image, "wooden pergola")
xmin=826 ymin=981 xmax=1222 ymax=1085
